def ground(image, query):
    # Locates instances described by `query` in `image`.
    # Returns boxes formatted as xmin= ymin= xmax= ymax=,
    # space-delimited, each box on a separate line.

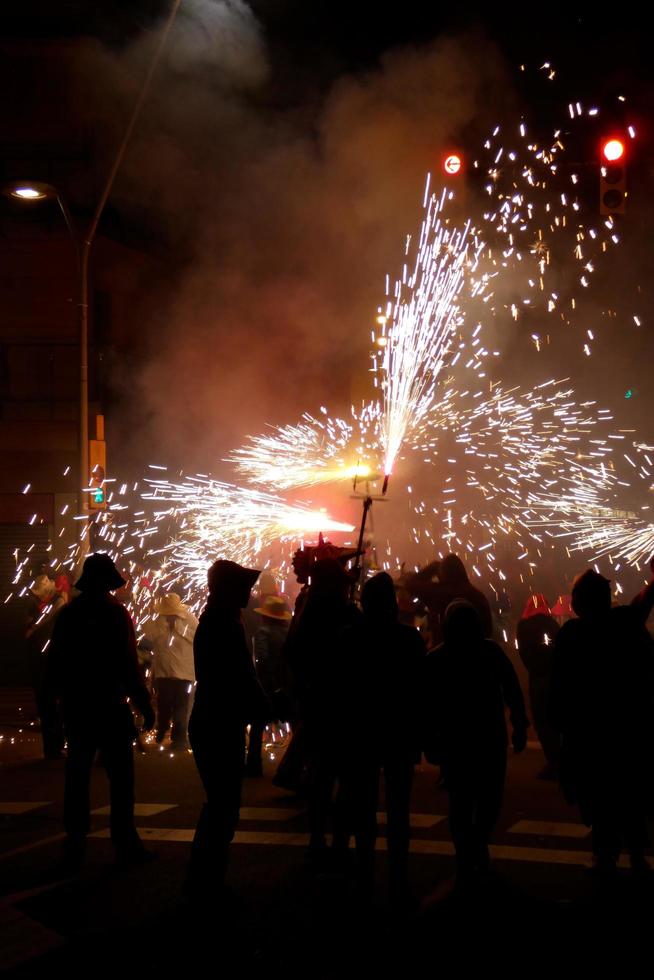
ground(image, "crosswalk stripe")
xmin=91 ymin=803 xmax=177 ymax=817
xmin=0 ymin=900 xmax=64 ymax=970
xmin=89 ymin=826 xmax=622 ymax=868
xmin=0 ymin=833 xmax=66 ymax=863
xmin=239 ymin=807 xmax=302 ymax=821
xmin=238 ymin=808 xmax=446 ymax=828
xmin=508 ymin=820 xmax=590 ymax=838
xmin=0 ymin=802 xmax=50 ymax=815
xmin=378 ymin=813 xmax=445 ymax=829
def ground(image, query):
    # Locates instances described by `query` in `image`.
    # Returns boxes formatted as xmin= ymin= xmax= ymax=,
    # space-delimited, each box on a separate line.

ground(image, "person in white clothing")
xmin=145 ymin=593 xmax=198 ymax=749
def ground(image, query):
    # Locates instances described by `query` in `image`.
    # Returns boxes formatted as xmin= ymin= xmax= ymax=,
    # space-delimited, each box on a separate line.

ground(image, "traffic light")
xmin=88 ymin=415 xmax=106 ymax=510
xmin=600 ymin=136 xmax=626 ymax=214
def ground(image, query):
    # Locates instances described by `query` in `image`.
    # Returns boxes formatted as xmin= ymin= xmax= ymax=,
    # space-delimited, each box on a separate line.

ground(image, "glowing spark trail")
xmin=142 ymin=476 xmax=355 ymax=593
xmin=377 ymin=184 xmax=485 ymax=482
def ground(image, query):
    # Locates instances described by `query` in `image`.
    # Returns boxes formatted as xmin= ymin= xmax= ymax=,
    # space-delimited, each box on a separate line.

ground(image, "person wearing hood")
xmin=284 ymin=557 xmax=362 ymax=865
xmin=143 ymin=593 xmax=198 ymax=750
xmin=516 ymin=594 xmax=560 ymax=778
xmin=423 ymin=600 xmax=528 ymax=887
xmin=405 ymin=553 xmax=493 ymax=647
xmin=549 ymin=568 xmax=654 ymax=879
xmin=337 ymin=572 xmax=426 ymax=901
xmin=45 ymin=553 xmax=155 ymax=871
xmin=187 ymin=559 xmax=270 ymax=898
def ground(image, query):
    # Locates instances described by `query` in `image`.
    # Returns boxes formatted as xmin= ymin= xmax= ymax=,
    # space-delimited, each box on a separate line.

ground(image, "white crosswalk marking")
xmin=239 ymin=807 xmax=302 ymax=821
xmin=237 ymin=808 xmax=446 ymax=828
xmin=0 ymin=802 xmax=50 ymax=815
xmin=89 ymin=826 xmax=624 ymax=868
xmin=378 ymin=812 xmax=445 ymax=829
xmin=0 ymin=901 xmax=64 ymax=971
xmin=91 ymin=803 xmax=178 ymax=817
xmin=509 ymin=820 xmax=590 ymax=838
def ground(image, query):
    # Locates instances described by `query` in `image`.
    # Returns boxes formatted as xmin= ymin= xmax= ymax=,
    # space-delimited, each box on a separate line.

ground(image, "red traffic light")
xmin=443 ymin=152 xmax=463 ymax=176
xmin=601 ymin=138 xmax=625 ymax=163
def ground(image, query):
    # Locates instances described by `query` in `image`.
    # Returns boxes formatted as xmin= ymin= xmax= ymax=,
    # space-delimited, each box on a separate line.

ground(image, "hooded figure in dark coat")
xmin=405 ymin=553 xmax=493 ymax=647
xmin=337 ymin=572 xmax=426 ymax=900
xmin=45 ymin=553 xmax=155 ymax=870
xmin=550 ymin=568 xmax=654 ymax=876
xmin=187 ymin=559 xmax=269 ymax=897
xmin=284 ymin=557 xmax=362 ymax=863
xmin=423 ymin=601 xmax=528 ymax=884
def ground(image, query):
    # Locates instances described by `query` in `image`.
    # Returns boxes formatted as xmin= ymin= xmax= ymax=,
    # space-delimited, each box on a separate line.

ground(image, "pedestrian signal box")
xmin=89 ymin=415 xmax=107 ymax=510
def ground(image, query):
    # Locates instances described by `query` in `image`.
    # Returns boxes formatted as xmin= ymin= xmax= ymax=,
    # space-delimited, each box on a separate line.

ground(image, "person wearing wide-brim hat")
xmin=143 ymin=593 xmax=198 ymax=749
xmin=254 ymin=595 xmax=292 ymax=621
xmin=187 ymin=559 xmax=270 ymax=897
xmin=245 ymin=595 xmax=292 ymax=777
xmin=45 ymin=552 xmax=155 ymax=872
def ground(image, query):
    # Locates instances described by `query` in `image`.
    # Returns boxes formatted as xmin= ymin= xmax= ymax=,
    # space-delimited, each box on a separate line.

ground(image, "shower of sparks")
xmin=6 ymin=77 xmax=652 ymax=617
xmin=374 ymin=183 xmax=486 ymax=480
xmin=141 ymin=475 xmax=354 ymax=595
xmin=7 ymin=471 xmax=355 ymax=625
xmin=228 ymin=404 xmax=380 ymax=490
xmin=522 ymin=492 xmax=654 ymax=568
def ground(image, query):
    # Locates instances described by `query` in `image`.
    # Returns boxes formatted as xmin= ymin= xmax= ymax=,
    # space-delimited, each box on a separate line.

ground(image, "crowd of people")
xmin=34 ymin=544 xmax=654 ymax=904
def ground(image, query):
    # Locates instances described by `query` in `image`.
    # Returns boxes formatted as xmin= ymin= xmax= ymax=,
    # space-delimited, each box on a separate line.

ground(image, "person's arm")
xmin=630 ymin=556 xmax=654 ymax=624
xmin=43 ymin=607 xmax=67 ymax=699
xmin=122 ymin=608 xmax=154 ymax=728
xmin=548 ymin=625 xmax=570 ymax=733
xmin=237 ymin=624 xmax=270 ymax=720
xmin=496 ymin=644 xmax=529 ymax=751
xmin=478 ymin=593 xmax=494 ymax=639
xmin=253 ymin=625 xmax=267 ymax=667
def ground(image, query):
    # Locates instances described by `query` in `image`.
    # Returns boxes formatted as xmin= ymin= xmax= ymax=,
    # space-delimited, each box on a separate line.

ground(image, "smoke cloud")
xmin=66 ymin=4 xmax=513 ymax=471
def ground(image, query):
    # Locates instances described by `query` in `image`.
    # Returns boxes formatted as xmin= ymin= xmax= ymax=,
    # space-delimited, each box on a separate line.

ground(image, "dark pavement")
xmin=1 ymin=689 xmax=653 ymax=975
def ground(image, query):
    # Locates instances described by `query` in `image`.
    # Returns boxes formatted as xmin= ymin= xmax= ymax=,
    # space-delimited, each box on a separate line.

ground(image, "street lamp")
xmin=2 ymin=0 xmax=183 ymax=553
xmin=4 ymin=181 xmax=89 ymax=524
xmin=11 ymin=186 xmax=48 ymax=200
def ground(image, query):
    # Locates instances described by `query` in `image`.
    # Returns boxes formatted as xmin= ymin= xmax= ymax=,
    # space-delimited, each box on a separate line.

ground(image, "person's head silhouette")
xmin=571 ymin=569 xmax=611 ymax=618
xmin=361 ymin=572 xmax=398 ymax=623
xmin=442 ymin=599 xmax=484 ymax=648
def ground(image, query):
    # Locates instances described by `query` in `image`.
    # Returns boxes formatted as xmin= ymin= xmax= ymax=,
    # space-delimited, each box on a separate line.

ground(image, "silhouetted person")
xmin=187 ymin=560 xmax=269 ymax=898
xmin=406 ymin=553 xmax=493 ymax=647
xmin=516 ymin=594 xmax=560 ymax=778
xmin=284 ymin=557 xmax=362 ymax=864
xmin=423 ymin=601 xmax=528 ymax=886
xmin=550 ymin=568 xmax=654 ymax=878
xmin=45 ymin=553 xmax=155 ymax=870
xmin=246 ymin=594 xmax=292 ymax=776
xmin=338 ymin=572 xmax=425 ymax=900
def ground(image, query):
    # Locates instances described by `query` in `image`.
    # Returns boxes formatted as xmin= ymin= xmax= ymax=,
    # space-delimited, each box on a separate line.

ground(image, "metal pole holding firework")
xmin=350 ymin=494 xmax=373 ymax=596
xmin=349 ymin=466 xmax=387 ymax=599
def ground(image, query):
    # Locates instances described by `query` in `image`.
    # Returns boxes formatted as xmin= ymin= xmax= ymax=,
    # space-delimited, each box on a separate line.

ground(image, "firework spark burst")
xmin=374 ymin=182 xmax=486 ymax=482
